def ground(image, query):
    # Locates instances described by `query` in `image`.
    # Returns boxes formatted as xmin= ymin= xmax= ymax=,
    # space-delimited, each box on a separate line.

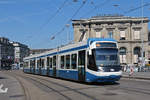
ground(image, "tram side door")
xmin=78 ymin=50 xmax=86 ymax=82
xmin=52 ymin=56 xmax=57 ymax=77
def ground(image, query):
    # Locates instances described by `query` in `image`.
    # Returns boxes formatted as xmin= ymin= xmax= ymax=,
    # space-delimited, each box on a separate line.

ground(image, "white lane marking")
xmin=0 ymin=84 xmax=8 ymax=93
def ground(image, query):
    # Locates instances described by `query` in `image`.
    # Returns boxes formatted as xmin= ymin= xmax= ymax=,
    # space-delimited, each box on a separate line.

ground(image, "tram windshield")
xmin=87 ymin=48 xmax=120 ymax=71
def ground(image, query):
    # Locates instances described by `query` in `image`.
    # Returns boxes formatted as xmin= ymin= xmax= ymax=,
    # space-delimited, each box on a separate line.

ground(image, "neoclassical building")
xmin=72 ymin=16 xmax=149 ymax=66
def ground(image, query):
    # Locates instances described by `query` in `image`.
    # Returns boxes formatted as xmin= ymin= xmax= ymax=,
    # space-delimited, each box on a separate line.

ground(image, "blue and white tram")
xmin=23 ymin=38 xmax=122 ymax=82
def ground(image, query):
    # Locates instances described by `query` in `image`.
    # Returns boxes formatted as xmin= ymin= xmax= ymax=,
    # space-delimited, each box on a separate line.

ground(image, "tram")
xmin=23 ymin=38 xmax=122 ymax=82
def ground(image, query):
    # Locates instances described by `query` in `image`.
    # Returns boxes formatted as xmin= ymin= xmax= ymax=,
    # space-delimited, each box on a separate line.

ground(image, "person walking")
xmin=129 ymin=66 xmax=134 ymax=76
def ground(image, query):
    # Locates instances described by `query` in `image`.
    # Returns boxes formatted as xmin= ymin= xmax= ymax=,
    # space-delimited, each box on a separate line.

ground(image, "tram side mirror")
xmin=89 ymin=50 xmax=92 ymax=55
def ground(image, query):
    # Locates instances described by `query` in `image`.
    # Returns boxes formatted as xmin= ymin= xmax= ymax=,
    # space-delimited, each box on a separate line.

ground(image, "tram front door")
xmin=78 ymin=50 xmax=85 ymax=82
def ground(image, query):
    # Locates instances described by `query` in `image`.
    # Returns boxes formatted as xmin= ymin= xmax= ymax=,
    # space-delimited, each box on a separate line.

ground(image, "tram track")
xmin=6 ymin=72 xmax=32 ymax=100
xmin=12 ymin=72 xmax=99 ymax=100
xmin=105 ymin=79 xmax=150 ymax=95
xmin=3 ymin=71 xmax=150 ymax=100
xmin=23 ymin=72 xmax=150 ymax=99
xmin=12 ymin=73 xmax=72 ymax=100
xmin=118 ymin=85 xmax=150 ymax=95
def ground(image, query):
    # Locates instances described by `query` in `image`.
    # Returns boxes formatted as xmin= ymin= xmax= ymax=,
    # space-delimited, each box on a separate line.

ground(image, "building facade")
xmin=0 ymin=37 xmax=14 ymax=69
xmin=12 ymin=42 xmax=30 ymax=68
xmin=72 ymin=16 xmax=149 ymax=66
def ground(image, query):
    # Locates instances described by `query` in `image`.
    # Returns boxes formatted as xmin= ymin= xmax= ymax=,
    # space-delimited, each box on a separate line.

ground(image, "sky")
xmin=0 ymin=0 xmax=150 ymax=49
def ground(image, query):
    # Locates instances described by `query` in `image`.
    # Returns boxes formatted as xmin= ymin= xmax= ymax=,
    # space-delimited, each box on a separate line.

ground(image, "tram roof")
xmin=24 ymin=38 xmax=117 ymax=61
xmin=87 ymin=38 xmax=117 ymax=44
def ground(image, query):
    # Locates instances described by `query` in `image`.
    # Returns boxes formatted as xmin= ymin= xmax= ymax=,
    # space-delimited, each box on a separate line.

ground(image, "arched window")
xmin=133 ymin=47 xmax=141 ymax=63
xmin=134 ymin=47 xmax=141 ymax=63
xmin=134 ymin=47 xmax=141 ymax=57
xmin=119 ymin=47 xmax=127 ymax=64
xmin=119 ymin=47 xmax=126 ymax=55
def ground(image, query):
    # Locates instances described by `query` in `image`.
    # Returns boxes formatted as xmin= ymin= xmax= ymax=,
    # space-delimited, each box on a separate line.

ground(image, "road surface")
xmin=0 ymin=70 xmax=150 ymax=100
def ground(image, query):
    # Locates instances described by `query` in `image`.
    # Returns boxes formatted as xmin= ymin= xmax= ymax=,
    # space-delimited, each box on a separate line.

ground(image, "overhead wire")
xmin=80 ymin=0 xmax=111 ymax=18
xmin=32 ymin=0 xmax=86 ymax=48
xmin=124 ymin=2 xmax=150 ymax=14
xmin=25 ymin=0 xmax=69 ymax=41
xmin=50 ymin=1 xmax=150 ymax=42
xmin=35 ymin=0 xmax=150 ymax=48
xmin=50 ymin=0 xmax=88 ymax=40
xmin=28 ymin=0 xmax=71 ymax=48
xmin=39 ymin=0 xmax=69 ymax=30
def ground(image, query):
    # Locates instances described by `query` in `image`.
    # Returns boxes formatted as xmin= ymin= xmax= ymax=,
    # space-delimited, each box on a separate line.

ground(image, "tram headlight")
xmin=98 ymin=67 xmax=104 ymax=72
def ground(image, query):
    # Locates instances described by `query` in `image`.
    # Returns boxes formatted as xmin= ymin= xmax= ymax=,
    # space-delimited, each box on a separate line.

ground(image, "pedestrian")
xmin=129 ymin=66 xmax=134 ymax=76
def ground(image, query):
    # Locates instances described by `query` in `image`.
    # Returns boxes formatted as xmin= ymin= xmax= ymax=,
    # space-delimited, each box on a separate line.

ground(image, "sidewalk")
xmin=122 ymin=72 xmax=150 ymax=80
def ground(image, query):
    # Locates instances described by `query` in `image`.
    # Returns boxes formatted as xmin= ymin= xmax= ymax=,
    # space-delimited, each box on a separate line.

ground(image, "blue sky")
xmin=0 ymin=0 xmax=150 ymax=49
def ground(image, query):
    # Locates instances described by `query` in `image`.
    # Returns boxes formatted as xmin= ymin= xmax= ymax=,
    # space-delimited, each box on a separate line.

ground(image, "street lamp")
xmin=113 ymin=4 xmax=125 ymax=14
xmin=50 ymin=36 xmax=55 ymax=40
xmin=140 ymin=0 xmax=145 ymax=70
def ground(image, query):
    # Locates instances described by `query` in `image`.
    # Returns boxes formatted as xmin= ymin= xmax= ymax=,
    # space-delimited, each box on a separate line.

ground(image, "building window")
xmin=134 ymin=30 xmax=140 ymax=40
xmin=134 ymin=47 xmax=141 ymax=63
xmin=96 ymin=31 xmax=101 ymax=38
xmin=119 ymin=47 xmax=127 ymax=64
xmin=120 ymin=30 xmax=126 ymax=40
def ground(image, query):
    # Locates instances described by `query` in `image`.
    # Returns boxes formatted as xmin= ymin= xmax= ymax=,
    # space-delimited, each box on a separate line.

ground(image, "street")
xmin=0 ymin=70 xmax=150 ymax=100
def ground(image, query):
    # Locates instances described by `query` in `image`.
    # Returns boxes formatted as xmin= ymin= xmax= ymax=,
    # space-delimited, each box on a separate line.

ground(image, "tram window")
xmin=33 ymin=60 xmax=35 ymax=68
xmin=78 ymin=50 xmax=85 ymax=66
xmin=30 ymin=60 xmax=32 ymax=67
xmin=41 ymin=59 xmax=45 ymax=68
xmin=96 ymin=55 xmax=105 ymax=60
xmin=71 ymin=54 xmax=77 ymax=69
xmin=23 ymin=62 xmax=26 ymax=68
xmin=30 ymin=60 xmax=35 ymax=68
xmin=61 ymin=56 xmax=65 ymax=69
xmin=66 ymin=55 xmax=70 ymax=69
xmin=47 ymin=57 xmax=50 ymax=66
xmin=110 ymin=55 xmax=117 ymax=60
xmin=39 ymin=59 xmax=42 ymax=67
xmin=87 ymin=51 xmax=97 ymax=71
xmin=50 ymin=58 xmax=52 ymax=68
xmin=23 ymin=62 xmax=28 ymax=68
xmin=37 ymin=60 xmax=40 ymax=68
xmin=27 ymin=62 xmax=29 ymax=68
xmin=37 ymin=60 xmax=39 ymax=68
xmin=53 ymin=56 xmax=56 ymax=66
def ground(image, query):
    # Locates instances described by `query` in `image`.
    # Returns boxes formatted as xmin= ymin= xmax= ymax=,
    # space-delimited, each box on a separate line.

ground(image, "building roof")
xmin=72 ymin=15 xmax=149 ymax=24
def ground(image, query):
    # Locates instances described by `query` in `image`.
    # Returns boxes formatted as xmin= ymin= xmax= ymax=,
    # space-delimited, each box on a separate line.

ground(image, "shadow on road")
xmin=87 ymin=82 xmax=120 ymax=86
xmin=0 ymin=77 xmax=7 ymax=79
xmin=54 ymin=77 xmax=120 ymax=86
